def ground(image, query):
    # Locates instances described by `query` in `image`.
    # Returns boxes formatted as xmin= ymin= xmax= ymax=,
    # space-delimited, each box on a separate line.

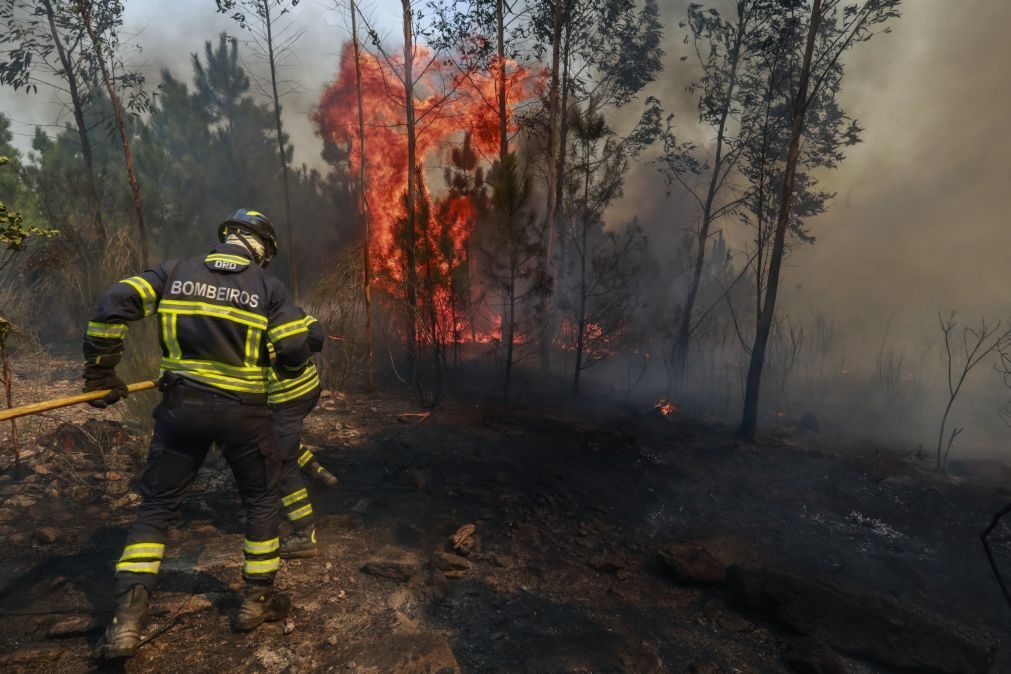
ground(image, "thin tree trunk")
xmin=41 ymin=0 xmax=104 ymax=245
xmin=402 ymin=0 xmax=418 ymax=368
xmin=262 ymin=0 xmax=298 ymax=300
xmin=572 ymin=133 xmax=590 ymax=396
xmin=0 ymin=336 xmax=18 ymax=478
xmin=79 ymin=3 xmax=148 ymax=267
xmin=504 ymin=268 xmax=515 ymax=402
xmin=672 ymin=7 xmax=747 ymax=391
xmin=554 ymin=19 xmax=572 ymax=278
xmin=350 ymin=0 xmax=373 ymax=390
xmin=496 ymin=0 xmax=507 ymax=164
xmin=538 ymin=0 xmax=563 ymax=375
xmin=739 ymin=0 xmax=822 ymax=442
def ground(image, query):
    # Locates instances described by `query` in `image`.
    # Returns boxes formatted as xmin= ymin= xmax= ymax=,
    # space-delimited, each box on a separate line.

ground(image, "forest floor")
xmin=0 ymin=357 xmax=1008 ymax=673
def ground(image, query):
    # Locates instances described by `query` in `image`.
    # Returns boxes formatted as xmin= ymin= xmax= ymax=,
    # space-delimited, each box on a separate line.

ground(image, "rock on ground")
xmin=728 ymin=565 xmax=994 ymax=674
xmin=361 ymin=546 xmax=421 ymax=583
xmin=342 ymin=631 xmax=460 ymax=674
xmin=659 ymin=537 xmax=760 ymax=583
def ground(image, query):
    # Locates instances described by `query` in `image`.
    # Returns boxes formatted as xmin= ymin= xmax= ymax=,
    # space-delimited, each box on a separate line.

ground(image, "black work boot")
xmin=280 ymin=527 xmax=317 ymax=559
xmin=102 ymin=585 xmax=150 ymax=659
xmin=306 ymin=460 xmax=338 ymax=488
xmin=234 ymin=586 xmax=291 ymax=632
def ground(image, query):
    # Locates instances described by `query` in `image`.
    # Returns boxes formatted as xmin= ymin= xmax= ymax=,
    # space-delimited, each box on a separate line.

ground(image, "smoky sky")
xmin=2 ymin=0 xmax=1009 ymax=345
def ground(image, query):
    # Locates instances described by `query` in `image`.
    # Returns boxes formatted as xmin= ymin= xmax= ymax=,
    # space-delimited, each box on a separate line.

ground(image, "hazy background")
xmin=2 ymin=0 xmax=1010 ymax=455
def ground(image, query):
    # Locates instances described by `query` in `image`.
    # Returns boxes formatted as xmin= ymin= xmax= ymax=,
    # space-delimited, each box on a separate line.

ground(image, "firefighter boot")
xmin=234 ymin=586 xmax=291 ymax=632
xmin=306 ymin=460 xmax=338 ymax=488
xmin=102 ymin=584 xmax=150 ymax=659
xmin=280 ymin=527 xmax=317 ymax=559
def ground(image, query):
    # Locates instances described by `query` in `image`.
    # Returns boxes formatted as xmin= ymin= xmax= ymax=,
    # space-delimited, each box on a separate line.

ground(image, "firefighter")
xmin=269 ymin=310 xmax=337 ymax=560
xmin=83 ymin=209 xmax=310 ymax=659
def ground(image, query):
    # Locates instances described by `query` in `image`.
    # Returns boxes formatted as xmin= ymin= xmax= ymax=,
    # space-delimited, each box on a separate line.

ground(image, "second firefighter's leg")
xmin=279 ymin=430 xmax=317 ymax=559
xmin=220 ymin=405 xmax=289 ymax=631
xmin=105 ymin=416 xmax=210 ymax=658
xmin=298 ymin=444 xmax=338 ymax=488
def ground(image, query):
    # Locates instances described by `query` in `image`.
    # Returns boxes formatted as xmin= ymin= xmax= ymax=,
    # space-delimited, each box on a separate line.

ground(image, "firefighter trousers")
xmin=113 ymin=380 xmax=281 ymax=594
xmin=272 ymin=391 xmax=320 ymax=532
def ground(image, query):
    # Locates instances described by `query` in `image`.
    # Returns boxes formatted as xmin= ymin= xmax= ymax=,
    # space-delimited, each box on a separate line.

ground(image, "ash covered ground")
xmin=0 ymin=359 xmax=1006 ymax=673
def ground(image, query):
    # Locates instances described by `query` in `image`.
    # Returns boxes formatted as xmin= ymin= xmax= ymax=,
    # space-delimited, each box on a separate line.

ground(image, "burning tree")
xmin=312 ymin=19 xmax=537 ymax=395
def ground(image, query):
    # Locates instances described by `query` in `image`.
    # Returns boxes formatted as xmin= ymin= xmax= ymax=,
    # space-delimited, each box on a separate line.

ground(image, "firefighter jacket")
xmin=267 ymin=313 xmax=324 ymax=405
xmin=83 ymin=243 xmax=311 ymax=399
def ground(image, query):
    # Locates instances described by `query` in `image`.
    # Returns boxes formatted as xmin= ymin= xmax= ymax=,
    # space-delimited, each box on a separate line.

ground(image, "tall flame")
xmin=313 ymin=42 xmax=538 ymax=319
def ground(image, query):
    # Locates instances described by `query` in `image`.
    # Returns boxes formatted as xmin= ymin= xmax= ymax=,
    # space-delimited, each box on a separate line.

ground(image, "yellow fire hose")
xmin=0 ymin=380 xmax=158 ymax=422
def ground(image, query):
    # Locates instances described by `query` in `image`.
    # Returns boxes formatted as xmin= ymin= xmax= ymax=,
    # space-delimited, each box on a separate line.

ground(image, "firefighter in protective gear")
xmin=83 ymin=208 xmax=309 ymax=659
xmin=269 ymin=310 xmax=333 ymax=559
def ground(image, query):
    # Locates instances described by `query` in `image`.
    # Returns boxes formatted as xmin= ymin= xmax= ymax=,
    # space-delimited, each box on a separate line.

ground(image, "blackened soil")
xmin=0 ymin=384 xmax=1007 ymax=673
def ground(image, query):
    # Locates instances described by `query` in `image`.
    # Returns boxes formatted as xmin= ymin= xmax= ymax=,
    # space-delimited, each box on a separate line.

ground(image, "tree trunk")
xmin=739 ymin=0 xmax=822 ymax=442
xmin=538 ymin=0 xmax=563 ymax=375
xmin=0 ymin=335 xmax=18 ymax=478
xmin=504 ymin=268 xmax=515 ymax=403
xmin=262 ymin=0 xmax=298 ymax=300
xmin=572 ymin=133 xmax=590 ymax=397
xmin=350 ymin=0 xmax=373 ymax=390
xmin=671 ymin=7 xmax=747 ymax=392
xmin=402 ymin=0 xmax=418 ymax=367
xmin=554 ymin=19 xmax=572 ymax=280
xmin=41 ymin=0 xmax=104 ymax=245
xmin=496 ymin=0 xmax=507 ymax=164
xmin=80 ymin=2 xmax=148 ymax=267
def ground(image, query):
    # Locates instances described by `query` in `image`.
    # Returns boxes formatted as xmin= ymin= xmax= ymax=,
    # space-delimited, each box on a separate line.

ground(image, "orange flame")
xmin=656 ymin=399 xmax=678 ymax=416
xmin=313 ymin=43 xmax=539 ymax=345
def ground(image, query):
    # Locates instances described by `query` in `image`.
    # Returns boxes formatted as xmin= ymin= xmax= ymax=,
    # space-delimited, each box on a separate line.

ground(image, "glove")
xmin=83 ymin=358 xmax=129 ymax=409
xmin=306 ymin=315 xmax=325 ymax=353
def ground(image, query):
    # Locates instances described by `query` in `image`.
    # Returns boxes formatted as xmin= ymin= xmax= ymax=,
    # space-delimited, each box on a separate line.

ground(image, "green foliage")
xmin=0 ymin=134 xmax=59 ymax=271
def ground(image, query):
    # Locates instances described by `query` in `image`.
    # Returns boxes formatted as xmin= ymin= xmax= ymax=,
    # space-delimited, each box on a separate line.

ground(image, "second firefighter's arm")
xmin=265 ymin=280 xmax=311 ymax=379
xmin=305 ymin=314 xmax=325 ymax=354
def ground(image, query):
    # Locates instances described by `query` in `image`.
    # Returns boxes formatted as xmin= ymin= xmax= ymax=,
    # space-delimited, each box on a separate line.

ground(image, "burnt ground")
xmin=0 ymin=364 xmax=1009 ymax=673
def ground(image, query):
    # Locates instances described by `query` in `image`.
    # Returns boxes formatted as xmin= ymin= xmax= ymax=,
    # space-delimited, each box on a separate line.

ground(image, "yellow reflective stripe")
xmin=120 ymin=543 xmax=165 ymax=560
xmin=268 ymin=362 xmax=317 ymax=388
xmin=243 ymin=538 xmax=280 ymax=555
xmin=161 ymin=357 xmax=268 ymax=379
xmin=160 ymin=314 xmax=182 ymax=360
xmin=159 ymin=368 xmax=268 ymax=394
xmin=268 ymin=372 xmax=320 ymax=404
xmin=120 ymin=276 xmax=157 ymax=316
xmin=281 ymin=488 xmax=308 ymax=507
xmin=244 ymin=557 xmax=280 ymax=574
xmin=268 ymin=363 xmax=318 ymax=393
xmin=287 ymin=504 xmax=313 ymax=521
xmin=158 ymin=300 xmax=268 ymax=329
xmin=86 ymin=321 xmax=128 ymax=339
xmin=297 ymin=448 xmax=314 ymax=468
xmin=116 ymin=560 xmax=161 ymax=574
xmin=205 ymin=254 xmax=250 ymax=266
xmin=244 ymin=327 xmax=262 ymax=368
xmin=267 ymin=319 xmax=309 ymax=343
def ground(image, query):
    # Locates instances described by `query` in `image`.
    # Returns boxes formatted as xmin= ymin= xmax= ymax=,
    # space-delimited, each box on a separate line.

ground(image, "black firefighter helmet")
xmin=218 ymin=208 xmax=279 ymax=265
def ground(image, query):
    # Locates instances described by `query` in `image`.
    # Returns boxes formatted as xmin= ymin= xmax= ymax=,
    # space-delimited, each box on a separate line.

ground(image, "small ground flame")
xmin=655 ymin=399 xmax=679 ymax=416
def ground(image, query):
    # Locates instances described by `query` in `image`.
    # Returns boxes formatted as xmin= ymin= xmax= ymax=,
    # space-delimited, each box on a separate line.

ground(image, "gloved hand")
xmin=83 ymin=358 xmax=129 ymax=408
